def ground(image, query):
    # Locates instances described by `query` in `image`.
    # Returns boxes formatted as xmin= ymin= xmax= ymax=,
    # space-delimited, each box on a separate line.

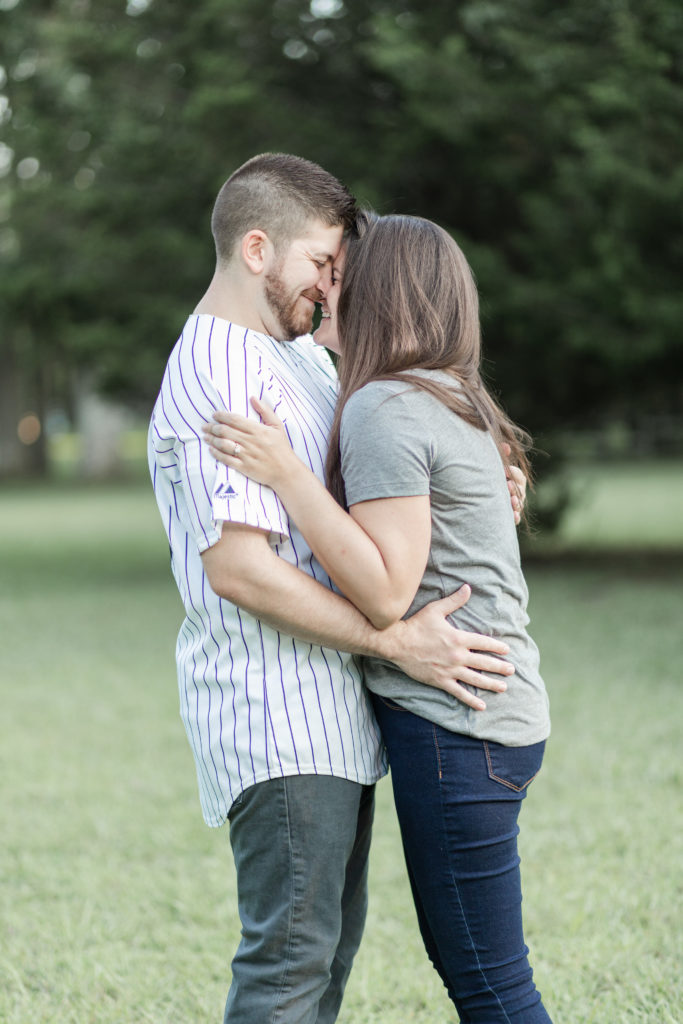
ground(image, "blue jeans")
xmin=372 ymin=694 xmax=552 ymax=1023
xmin=224 ymin=774 xmax=375 ymax=1024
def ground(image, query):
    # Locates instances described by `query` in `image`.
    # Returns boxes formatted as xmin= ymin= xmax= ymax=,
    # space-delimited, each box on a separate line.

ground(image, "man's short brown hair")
xmin=211 ymin=153 xmax=357 ymax=265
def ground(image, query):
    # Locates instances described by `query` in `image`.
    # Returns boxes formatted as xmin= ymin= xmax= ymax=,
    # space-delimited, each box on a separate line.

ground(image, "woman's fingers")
xmin=212 ymin=408 xmax=249 ymax=429
xmin=205 ymin=438 xmax=238 ymax=465
xmin=202 ymin=426 xmax=248 ymax=467
xmin=250 ymin=396 xmax=282 ymax=428
xmin=207 ymin=443 xmax=238 ymax=463
xmin=212 ymin=399 xmax=283 ymax=431
xmin=203 ymin=420 xmax=250 ymax=446
xmin=209 ymin=435 xmax=238 ymax=455
xmin=210 ymin=408 xmax=260 ymax=436
xmin=208 ymin=402 xmax=286 ymax=453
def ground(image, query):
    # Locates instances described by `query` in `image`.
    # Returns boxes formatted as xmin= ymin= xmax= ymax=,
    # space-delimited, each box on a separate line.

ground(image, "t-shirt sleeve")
xmin=340 ymin=383 xmax=433 ymax=505
xmin=163 ymin=320 xmax=289 ymax=552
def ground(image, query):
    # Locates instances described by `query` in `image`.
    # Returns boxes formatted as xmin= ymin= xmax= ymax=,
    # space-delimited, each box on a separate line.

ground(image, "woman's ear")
xmin=241 ymin=229 xmax=273 ymax=276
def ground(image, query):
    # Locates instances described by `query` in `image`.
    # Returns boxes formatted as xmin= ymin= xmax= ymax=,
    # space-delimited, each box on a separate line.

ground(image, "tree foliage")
xmin=1 ymin=0 xmax=682 ymax=477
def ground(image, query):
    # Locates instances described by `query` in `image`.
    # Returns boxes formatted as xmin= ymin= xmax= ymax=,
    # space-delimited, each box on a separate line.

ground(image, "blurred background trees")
xmin=1 ymin=0 xmax=682 ymax=505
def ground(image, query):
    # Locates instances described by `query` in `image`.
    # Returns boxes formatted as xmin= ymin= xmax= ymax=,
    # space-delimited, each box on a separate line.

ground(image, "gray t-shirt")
xmin=341 ymin=374 xmax=550 ymax=746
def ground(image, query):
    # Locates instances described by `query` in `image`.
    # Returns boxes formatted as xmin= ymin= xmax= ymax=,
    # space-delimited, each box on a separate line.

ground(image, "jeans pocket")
xmin=484 ymin=740 xmax=546 ymax=793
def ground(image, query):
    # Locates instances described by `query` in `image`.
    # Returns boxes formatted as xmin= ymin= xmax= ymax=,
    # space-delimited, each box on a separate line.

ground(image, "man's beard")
xmin=264 ymin=265 xmax=314 ymax=341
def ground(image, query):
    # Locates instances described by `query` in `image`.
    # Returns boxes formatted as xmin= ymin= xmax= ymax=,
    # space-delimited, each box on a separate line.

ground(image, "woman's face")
xmin=313 ymin=246 xmax=345 ymax=355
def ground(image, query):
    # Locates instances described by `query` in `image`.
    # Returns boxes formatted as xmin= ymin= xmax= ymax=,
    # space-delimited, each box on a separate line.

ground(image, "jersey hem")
xmin=201 ymin=761 xmax=388 ymax=828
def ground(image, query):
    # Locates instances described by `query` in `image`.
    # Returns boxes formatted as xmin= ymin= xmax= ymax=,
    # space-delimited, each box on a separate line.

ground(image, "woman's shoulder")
xmin=343 ymin=378 xmax=421 ymax=423
xmin=354 ymin=377 xmax=406 ymax=397
xmin=348 ymin=372 xmax=450 ymax=403
xmin=351 ymin=372 xmax=463 ymax=414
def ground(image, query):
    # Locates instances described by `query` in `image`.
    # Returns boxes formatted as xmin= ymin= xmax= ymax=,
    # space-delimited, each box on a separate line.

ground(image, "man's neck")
xmin=193 ymin=273 xmax=274 ymax=337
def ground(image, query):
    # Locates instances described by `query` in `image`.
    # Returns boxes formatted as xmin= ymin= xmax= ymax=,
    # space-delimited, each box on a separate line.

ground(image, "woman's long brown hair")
xmin=325 ymin=214 xmax=533 ymax=509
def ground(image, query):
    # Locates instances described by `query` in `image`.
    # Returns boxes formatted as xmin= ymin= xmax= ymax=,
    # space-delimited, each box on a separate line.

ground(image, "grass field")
xmin=1 ymin=470 xmax=682 ymax=1023
xmin=532 ymin=459 xmax=683 ymax=552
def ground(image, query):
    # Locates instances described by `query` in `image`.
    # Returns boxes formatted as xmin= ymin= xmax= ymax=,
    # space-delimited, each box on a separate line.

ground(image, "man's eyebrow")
xmin=307 ymin=250 xmax=334 ymax=262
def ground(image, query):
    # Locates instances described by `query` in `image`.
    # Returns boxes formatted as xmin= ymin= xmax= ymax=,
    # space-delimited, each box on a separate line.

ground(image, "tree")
xmin=1 ymin=0 xmax=681 ymax=489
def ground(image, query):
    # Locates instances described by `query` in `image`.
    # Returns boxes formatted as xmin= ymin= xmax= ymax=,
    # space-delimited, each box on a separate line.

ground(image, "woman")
xmin=205 ymin=215 xmax=553 ymax=1022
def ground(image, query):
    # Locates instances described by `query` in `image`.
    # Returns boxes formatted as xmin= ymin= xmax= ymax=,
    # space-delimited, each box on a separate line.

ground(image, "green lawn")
xmin=1 ymin=474 xmax=681 ymax=1023
xmin=530 ymin=458 xmax=683 ymax=552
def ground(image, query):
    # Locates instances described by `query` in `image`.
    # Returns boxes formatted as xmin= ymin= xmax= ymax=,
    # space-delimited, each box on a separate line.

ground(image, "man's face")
xmin=263 ymin=220 xmax=343 ymax=341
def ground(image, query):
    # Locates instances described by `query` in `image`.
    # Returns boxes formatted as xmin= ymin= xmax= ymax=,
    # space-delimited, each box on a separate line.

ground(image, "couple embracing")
xmin=148 ymin=153 xmax=552 ymax=1023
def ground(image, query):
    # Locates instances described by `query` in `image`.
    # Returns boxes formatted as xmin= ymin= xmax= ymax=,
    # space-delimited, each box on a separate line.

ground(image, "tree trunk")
xmin=0 ymin=337 xmax=48 ymax=477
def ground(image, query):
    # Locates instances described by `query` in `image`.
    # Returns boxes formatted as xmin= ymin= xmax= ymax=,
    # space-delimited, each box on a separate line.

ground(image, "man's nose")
xmin=316 ymin=263 xmax=333 ymax=296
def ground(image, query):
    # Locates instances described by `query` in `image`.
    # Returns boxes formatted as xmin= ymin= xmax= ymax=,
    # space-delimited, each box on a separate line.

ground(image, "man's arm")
xmin=201 ymin=521 xmax=513 ymax=712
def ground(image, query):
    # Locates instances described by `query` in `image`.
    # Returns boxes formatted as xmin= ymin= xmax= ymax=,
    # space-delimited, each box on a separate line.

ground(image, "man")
xmin=148 ymin=153 xmax=514 ymax=1024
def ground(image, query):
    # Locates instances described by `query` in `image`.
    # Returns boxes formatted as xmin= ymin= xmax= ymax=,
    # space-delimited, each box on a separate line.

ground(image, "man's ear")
xmin=241 ymin=229 xmax=273 ymax=276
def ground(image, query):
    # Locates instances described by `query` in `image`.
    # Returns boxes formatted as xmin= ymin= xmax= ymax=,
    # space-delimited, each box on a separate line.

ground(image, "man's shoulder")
xmin=172 ymin=316 xmax=274 ymax=374
xmin=287 ymin=335 xmax=338 ymax=380
xmin=290 ymin=333 xmax=328 ymax=359
xmin=179 ymin=313 xmax=232 ymax=347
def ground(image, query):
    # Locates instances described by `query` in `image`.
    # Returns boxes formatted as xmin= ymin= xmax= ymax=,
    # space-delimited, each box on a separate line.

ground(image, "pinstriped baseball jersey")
xmin=148 ymin=314 xmax=386 ymax=826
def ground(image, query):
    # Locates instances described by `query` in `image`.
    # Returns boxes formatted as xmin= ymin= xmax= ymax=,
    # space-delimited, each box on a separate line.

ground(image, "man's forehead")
xmin=293 ymin=220 xmax=344 ymax=260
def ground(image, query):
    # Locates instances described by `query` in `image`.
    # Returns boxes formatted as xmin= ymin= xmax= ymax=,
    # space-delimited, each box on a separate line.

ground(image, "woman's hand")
xmin=203 ymin=396 xmax=298 ymax=490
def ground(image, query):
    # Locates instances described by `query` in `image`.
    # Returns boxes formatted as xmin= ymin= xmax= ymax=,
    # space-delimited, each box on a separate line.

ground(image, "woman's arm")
xmin=204 ymin=398 xmax=430 ymax=629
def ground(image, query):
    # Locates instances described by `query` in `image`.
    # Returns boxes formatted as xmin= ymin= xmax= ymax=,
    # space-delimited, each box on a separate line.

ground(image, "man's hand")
xmin=382 ymin=585 xmax=514 ymax=711
xmin=501 ymin=442 xmax=527 ymax=525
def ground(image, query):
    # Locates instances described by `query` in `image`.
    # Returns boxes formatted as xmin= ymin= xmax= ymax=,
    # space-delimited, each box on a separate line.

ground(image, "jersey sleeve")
xmin=340 ymin=382 xmax=433 ymax=506
xmin=159 ymin=318 xmax=289 ymax=553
